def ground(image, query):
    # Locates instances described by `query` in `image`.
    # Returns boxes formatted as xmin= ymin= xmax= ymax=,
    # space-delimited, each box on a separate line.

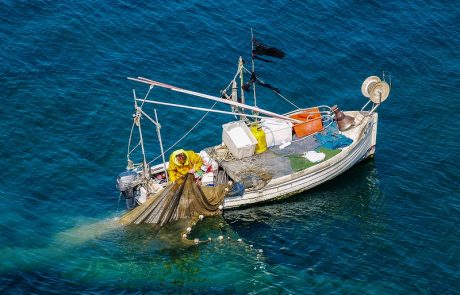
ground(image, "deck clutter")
xmin=290 ymin=107 xmax=324 ymax=138
xmin=209 ymin=119 xmax=352 ymax=187
xmin=116 ymin=31 xmax=390 ymax=234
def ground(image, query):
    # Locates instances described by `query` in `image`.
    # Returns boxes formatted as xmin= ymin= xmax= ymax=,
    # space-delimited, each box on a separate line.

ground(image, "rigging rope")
xmin=129 ymin=141 xmax=141 ymax=157
xmin=130 ymin=63 xmax=296 ymax=167
xmin=148 ymin=100 xmax=219 ymax=165
xmin=126 ymin=86 xmax=154 ymax=163
xmin=127 ymin=120 xmax=136 ymax=162
xmin=222 ymin=68 xmax=241 ymax=94
xmin=242 ymin=67 xmax=300 ymax=109
xmin=146 ymin=67 xmax=242 ymax=165
xmin=140 ymin=85 xmax=153 ymax=108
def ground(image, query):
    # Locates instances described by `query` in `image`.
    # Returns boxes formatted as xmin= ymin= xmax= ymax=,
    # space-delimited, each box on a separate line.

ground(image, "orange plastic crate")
xmin=290 ymin=107 xmax=323 ymax=138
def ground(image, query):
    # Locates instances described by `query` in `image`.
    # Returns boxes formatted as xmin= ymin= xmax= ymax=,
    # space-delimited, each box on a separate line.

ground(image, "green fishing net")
xmin=120 ymin=174 xmax=228 ymax=226
xmin=288 ymin=148 xmax=342 ymax=171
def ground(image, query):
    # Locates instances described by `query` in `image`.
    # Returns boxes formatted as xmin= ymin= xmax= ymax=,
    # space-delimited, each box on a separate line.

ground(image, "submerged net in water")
xmin=120 ymin=174 xmax=228 ymax=226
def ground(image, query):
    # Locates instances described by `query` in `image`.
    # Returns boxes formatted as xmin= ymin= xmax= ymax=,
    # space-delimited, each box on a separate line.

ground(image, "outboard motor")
xmin=116 ymin=170 xmax=139 ymax=210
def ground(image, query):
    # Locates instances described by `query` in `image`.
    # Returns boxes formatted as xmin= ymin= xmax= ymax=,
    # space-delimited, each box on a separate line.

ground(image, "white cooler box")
xmin=260 ymin=118 xmax=293 ymax=147
xmin=222 ymin=121 xmax=257 ymax=159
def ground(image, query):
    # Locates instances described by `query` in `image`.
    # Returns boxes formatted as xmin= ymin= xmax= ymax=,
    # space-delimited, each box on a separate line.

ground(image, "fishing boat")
xmin=116 ymin=34 xmax=390 ymax=211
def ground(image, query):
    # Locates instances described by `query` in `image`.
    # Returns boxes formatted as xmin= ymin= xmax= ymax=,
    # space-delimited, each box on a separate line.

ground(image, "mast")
xmin=134 ymin=102 xmax=149 ymax=179
xmin=154 ymin=109 xmax=168 ymax=183
xmin=251 ymin=28 xmax=257 ymax=109
xmin=238 ymin=56 xmax=245 ymax=106
xmin=138 ymin=121 xmax=148 ymax=175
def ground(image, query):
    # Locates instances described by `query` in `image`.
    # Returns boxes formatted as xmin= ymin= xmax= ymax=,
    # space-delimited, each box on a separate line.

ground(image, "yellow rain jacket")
xmin=167 ymin=149 xmax=203 ymax=183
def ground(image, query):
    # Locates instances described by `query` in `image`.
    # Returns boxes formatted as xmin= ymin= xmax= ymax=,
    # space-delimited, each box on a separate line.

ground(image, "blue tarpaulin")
xmin=314 ymin=124 xmax=353 ymax=150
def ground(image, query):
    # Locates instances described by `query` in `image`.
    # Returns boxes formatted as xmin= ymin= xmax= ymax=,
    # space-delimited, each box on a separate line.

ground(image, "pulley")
xmin=361 ymin=76 xmax=390 ymax=104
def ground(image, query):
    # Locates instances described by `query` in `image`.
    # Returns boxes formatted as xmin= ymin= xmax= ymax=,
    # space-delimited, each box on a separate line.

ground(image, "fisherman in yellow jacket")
xmin=167 ymin=149 xmax=203 ymax=183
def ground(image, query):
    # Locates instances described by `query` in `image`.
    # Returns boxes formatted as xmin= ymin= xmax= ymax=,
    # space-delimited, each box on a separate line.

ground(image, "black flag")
xmin=243 ymin=71 xmax=281 ymax=94
xmin=256 ymin=80 xmax=280 ymax=93
xmin=252 ymin=39 xmax=285 ymax=60
xmin=253 ymin=55 xmax=275 ymax=63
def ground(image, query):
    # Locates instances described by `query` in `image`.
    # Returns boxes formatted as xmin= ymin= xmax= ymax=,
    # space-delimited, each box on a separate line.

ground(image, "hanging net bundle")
xmin=119 ymin=174 xmax=228 ymax=226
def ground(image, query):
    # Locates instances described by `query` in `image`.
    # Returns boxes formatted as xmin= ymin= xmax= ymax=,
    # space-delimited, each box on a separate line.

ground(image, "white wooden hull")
xmin=223 ymin=112 xmax=378 ymax=209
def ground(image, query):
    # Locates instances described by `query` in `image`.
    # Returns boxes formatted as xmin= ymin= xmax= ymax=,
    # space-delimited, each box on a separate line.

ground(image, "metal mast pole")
xmin=137 ymin=110 xmax=149 ymax=178
xmin=154 ymin=109 xmax=169 ymax=183
xmin=251 ymin=28 xmax=257 ymax=109
xmin=133 ymin=89 xmax=150 ymax=185
xmin=238 ymin=56 xmax=245 ymax=106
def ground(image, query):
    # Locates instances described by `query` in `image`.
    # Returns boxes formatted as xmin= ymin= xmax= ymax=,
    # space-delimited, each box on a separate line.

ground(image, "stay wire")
xmin=127 ymin=86 xmax=154 ymax=161
xmin=242 ymin=67 xmax=300 ymax=109
xmin=148 ymin=100 xmax=218 ymax=165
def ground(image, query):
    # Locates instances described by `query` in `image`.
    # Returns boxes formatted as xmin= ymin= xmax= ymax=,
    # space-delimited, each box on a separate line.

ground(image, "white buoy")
xmin=186 ymin=227 xmax=192 ymax=233
xmin=279 ymin=141 xmax=291 ymax=150
xmin=182 ymin=233 xmax=187 ymax=238
xmin=237 ymin=238 xmax=242 ymax=242
xmin=199 ymin=215 xmax=204 ymax=220
xmin=218 ymin=235 xmax=224 ymax=240
xmin=218 ymin=205 xmax=223 ymax=210
xmin=208 ymin=237 xmax=212 ymax=241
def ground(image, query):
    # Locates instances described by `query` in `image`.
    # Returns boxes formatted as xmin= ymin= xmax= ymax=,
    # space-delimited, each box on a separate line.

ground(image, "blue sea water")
xmin=1 ymin=0 xmax=459 ymax=293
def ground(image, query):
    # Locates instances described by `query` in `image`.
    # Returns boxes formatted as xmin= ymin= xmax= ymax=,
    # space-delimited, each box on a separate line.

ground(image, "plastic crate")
xmin=290 ymin=107 xmax=323 ymax=138
xmin=260 ymin=118 xmax=293 ymax=147
xmin=222 ymin=121 xmax=257 ymax=159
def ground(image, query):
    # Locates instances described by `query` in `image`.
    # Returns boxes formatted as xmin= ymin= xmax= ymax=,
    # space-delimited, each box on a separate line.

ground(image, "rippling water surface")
xmin=1 ymin=0 xmax=459 ymax=293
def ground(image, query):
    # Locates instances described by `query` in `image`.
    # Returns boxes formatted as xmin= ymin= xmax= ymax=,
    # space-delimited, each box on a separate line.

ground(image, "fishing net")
xmin=119 ymin=174 xmax=228 ymax=226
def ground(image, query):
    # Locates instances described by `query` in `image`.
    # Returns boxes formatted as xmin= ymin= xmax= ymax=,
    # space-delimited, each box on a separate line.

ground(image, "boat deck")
xmin=214 ymin=123 xmax=353 ymax=189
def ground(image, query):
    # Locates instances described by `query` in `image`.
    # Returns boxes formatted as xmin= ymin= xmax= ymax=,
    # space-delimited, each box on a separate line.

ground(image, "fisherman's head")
xmin=176 ymin=152 xmax=187 ymax=164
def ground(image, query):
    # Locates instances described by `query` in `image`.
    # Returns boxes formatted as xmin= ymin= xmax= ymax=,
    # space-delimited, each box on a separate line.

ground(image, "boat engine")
xmin=116 ymin=170 xmax=140 ymax=210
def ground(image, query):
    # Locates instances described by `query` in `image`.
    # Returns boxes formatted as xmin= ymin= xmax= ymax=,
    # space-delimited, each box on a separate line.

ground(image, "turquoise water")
xmin=1 ymin=0 xmax=459 ymax=293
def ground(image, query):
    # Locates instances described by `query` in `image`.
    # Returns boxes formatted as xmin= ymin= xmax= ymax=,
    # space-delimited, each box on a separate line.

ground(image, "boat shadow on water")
xmin=61 ymin=159 xmax=382 ymax=257
xmin=223 ymin=159 xmax=385 ymax=233
xmin=221 ymin=159 xmax=389 ymax=271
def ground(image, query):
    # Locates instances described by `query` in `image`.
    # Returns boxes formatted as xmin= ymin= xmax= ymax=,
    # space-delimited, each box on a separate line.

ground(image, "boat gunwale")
xmin=239 ymin=112 xmax=373 ymax=190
